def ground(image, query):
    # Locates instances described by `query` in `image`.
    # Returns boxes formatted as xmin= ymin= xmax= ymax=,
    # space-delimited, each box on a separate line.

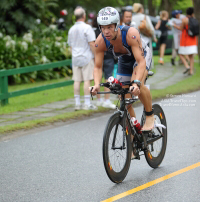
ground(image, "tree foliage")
xmin=0 ymin=0 xmax=58 ymax=35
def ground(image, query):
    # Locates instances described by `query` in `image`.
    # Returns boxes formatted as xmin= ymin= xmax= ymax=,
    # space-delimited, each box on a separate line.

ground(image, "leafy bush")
xmin=0 ymin=26 xmax=72 ymax=84
xmin=0 ymin=0 xmax=59 ymax=35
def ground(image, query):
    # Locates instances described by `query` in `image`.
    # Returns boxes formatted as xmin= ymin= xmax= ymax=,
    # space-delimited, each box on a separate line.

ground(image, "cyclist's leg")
xmin=138 ymin=69 xmax=154 ymax=131
xmin=117 ymin=58 xmax=136 ymax=118
xmin=132 ymin=47 xmax=154 ymax=131
xmin=117 ymin=58 xmax=136 ymax=159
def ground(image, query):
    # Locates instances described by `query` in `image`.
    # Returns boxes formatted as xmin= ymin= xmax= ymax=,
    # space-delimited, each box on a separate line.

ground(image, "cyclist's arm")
xmin=126 ymin=28 xmax=146 ymax=82
xmin=93 ymin=35 xmax=107 ymax=86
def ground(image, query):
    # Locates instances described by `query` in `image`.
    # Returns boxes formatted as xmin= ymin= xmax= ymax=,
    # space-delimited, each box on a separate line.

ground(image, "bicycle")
xmin=91 ymin=71 xmax=167 ymax=183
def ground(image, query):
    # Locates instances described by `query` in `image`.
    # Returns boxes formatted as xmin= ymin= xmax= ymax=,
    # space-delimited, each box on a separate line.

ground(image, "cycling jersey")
xmin=102 ymin=25 xmax=152 ymax=82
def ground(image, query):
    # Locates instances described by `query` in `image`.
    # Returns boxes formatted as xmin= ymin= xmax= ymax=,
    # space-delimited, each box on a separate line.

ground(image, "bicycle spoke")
xmin=107 ymin=123 xmax=128 ymax=173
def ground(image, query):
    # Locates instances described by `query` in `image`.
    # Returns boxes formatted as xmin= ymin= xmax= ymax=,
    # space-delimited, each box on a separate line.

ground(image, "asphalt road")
xmin=0 ymin=91 xmax=200 ymax=202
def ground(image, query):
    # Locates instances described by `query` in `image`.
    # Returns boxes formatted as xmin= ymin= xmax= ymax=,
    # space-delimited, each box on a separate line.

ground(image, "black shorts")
xmin=160 ymin=35 xmax=168 ymax=45
xmin=103 ymin=58 xmax=114 ymax=79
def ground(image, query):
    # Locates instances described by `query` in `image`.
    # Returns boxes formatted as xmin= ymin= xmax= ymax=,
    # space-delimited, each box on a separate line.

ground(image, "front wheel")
xmin=102 ymin=112 xmax=132 ymax=183
xmin=143 ymin=104 xmax=167 ymax=168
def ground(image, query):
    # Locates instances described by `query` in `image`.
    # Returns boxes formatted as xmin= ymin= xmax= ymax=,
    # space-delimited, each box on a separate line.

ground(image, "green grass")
xmin=0 ymin=55 xmax=199 ymax=134
xmin=0 ymin=78 xmax=87 ymax=114
xmin=151 ymin=62 xmax=200 ymax=99
xmin=0 ymin=106 xmax=110 ymax=134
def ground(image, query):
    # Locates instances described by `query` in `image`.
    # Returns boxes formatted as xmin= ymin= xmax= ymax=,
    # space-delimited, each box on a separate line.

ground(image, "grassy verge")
xmin=0 ymin=106 xmax=114 ymax=134
xmin=151 ymin=60 xmax=200 ymax=99
xmin=0 ymin=56 xmax=199 ymax=134
xmin=0 ymin=78 xmax=100 ymax=114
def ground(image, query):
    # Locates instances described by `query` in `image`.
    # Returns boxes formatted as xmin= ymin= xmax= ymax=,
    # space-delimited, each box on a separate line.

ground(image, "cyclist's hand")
xmin=130 ymin=84 xmax=140 ymax=96
xmin=89 ymin=85 xmax=100 ymax=96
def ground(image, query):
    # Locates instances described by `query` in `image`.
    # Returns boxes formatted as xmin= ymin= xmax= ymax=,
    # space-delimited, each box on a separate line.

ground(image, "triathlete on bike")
xmin=91 ymin=7 xmax=154 ymax=131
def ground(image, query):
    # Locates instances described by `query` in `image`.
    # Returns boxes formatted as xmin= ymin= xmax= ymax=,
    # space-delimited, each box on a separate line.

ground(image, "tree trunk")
xmin=159 ymin=0 xmax=165 ymax=12
xmin=159 ymin=0 xmax=178 ymax=15
xmin=140 ymin=0 xmax=145 ymax=7
xmin=193 ymin=0 xmax=200 ymax=62
xmin=148 ymin=0 xmax=156 ymax=16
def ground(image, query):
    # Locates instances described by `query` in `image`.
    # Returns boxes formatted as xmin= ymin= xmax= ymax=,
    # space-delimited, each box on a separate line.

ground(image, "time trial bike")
xmin=93 ymin=71 xmax=167 ymax=183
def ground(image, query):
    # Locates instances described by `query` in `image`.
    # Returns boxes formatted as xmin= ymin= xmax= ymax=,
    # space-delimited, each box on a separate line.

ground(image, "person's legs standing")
xmin=82 ymin=59 xmax=97 ymax=110
xmin=72 ymin=66 xmax=82 ymax=110
xmin=179 ymin=54 xmax=190 ymax=73
xmin=171 ymin=36 xmax=177 ymax=65
xmin=159 ymin=43 xmax=166 ymax=64
xmin=188 ymin=54 xmax=194 ymax=75
xmin=171 ymin=48 xmax=176 ymax=65
xmin=83 ymin=80 xmax=91 ymax=106
xmin=102 ymin=58 xmax=115 ymax=109
xmin=185 ymin=55 xmax=190 ymax=63
xmin=159 ymin=35 xmax=168 ymax=65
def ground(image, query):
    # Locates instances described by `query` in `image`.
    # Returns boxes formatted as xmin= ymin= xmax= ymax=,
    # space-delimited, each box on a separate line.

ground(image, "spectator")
xmin=170 ymin=10 xmax=190 ymax=66
xmin=170 ymin=10 xmax=182 ymax=65
xmin=173 ymin=7 xmax=198 ymax=75
xmin=132 ymin=3 xmax=155 ymax=46
xmin=58 ymin=10 xmax=67 ymax=30
xmin=122 ymin=10 xmax=133 ymax=26
xmin=67 ymin=7 xmax=97 ymax=110
xmin=155 ymin=10 xmax=170 ymax=65
xmin=92 ymin=17 xmax=116 ymax=109
xmin=178 ymin=9 xmax=190 ymax=66
xmin=132 ymin=3 xmax=155 ymax=68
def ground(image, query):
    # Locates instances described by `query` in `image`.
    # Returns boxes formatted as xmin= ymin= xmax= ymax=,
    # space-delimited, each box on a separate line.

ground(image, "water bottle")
xmin=108 ymin=76 xmax=122 ymax=86
xmin=131 ymin=117 xmax=142 ymax=134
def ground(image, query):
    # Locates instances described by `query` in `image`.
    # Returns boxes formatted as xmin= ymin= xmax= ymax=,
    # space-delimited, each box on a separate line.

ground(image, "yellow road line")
xmin=102 ymin=162 xmax=200 ymax=202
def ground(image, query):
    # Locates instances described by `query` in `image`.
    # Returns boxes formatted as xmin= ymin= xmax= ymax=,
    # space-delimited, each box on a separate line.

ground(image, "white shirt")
xmin=131 ymin=13 xmax=155 ymax=44
xmin=67 ymin=21 xmax=96 ymax=67
xmin=180 ymin=14 xmax=186 ymax=20
xmin=169 ymin=18 xmax=182 ymax=35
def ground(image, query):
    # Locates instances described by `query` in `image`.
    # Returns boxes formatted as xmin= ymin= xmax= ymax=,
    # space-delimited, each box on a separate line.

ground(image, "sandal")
xmin=183 ymin=68 xmax=190 ymax=74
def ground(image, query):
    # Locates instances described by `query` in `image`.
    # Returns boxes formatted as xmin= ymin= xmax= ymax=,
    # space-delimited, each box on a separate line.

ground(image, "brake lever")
xmin=130 ymin=86 xmax=134 ymax=92
xmin=100 ymin=82 xmax=110 ymax=88
xmin=129 ymin=87 xmax=139 ymax=99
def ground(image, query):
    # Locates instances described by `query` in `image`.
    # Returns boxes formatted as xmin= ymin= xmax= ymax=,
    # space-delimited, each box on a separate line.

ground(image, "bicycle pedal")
xmin=131 ymin=154 xmax=140 ymax=160
xmin=142 ymin=130 xmax=153 ymax=134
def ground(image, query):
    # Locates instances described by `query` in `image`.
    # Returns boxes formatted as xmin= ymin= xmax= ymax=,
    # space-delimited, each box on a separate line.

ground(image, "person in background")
xmin=132 ymin=3 xmax=155 ymax=46
xmin=122 ymin=10 xmax=132 ymax=26
xmin=173 ymin=7 xmax=198 ymax=75
xmin=87 ymin=12 xmax=95 ymax=26
xmin=58 ymin=9 xmax=67 ymax=30
xmin=170 ymin=10 xmax=190 ymax=67
xmin=132 ymin=3 xmax=155 ymax=68
xmin=170 ymin=10 xmax=182 ymax=65
xmin=155 ymin=10 xmax=170 ymax=65
xmin=67 ymin=7 xmax=97 ymax=110
xmin=92 ymin=17 xmax=116 ymax=109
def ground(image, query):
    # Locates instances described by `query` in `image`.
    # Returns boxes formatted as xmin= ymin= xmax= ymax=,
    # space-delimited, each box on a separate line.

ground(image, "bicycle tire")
xmin=102 ymin=112 xmax=132 ymax=183
xmin=144 ymin=104 xmax=167 ymax=168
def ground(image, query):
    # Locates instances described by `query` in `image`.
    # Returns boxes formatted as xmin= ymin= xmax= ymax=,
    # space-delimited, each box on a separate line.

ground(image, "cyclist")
xmin=91 ymin=7 xmax=154 ymax=131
